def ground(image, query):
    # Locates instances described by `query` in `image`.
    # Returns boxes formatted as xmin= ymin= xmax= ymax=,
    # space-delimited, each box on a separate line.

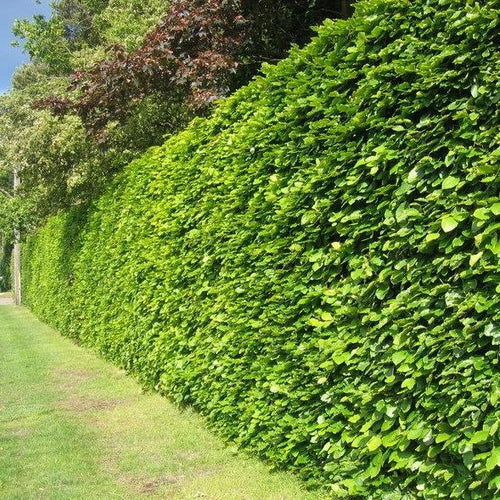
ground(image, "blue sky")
xmin=0 ymin=0 xmax=52 ymax=94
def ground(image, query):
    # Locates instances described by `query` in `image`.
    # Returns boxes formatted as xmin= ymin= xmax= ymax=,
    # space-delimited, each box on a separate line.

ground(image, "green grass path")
xmin=0 ymin=301 xmax=320 ymax=499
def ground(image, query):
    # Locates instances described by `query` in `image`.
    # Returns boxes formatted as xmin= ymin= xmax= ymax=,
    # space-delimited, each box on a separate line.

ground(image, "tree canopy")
xmin=1 ymin=0 xmax=353 ymax=232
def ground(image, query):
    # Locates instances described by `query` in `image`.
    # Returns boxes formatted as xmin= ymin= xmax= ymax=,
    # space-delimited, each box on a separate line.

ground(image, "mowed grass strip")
xmin=0 ymin=302 xmax=321 ymax=499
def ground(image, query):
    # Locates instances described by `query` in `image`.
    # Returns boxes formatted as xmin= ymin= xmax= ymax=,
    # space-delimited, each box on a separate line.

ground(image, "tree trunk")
xmin=13 ymin=168 xmax=21 ymax=306
xmin=13 ymin=238 xmax=21 ymax=306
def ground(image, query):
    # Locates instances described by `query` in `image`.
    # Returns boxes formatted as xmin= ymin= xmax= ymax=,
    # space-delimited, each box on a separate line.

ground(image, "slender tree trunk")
xmin=13 ymin=238 xmax=21 ymax=306
xmin=13 ymin=168 xmax=21 ymax=306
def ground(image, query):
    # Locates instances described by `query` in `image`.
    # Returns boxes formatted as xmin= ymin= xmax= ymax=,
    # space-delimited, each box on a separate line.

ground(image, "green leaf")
xmin=392 ymin=351 xmax=408 ymax=365
xmin=309 ymin=318 xmax=324 ymax=327
xmin=407 ymin=427 xmax=425 ymax=440
xmin=441 ymin=176 xmax=460 ymax=190
xmin=468 ymin=481 xmax=482 ymax=490
xmin=366 ymin=435 xmax=382 ymax=452
xmin=332 ymin=352 xmax=349 ymax=365
xmin=401 ymin=378 xmax=416 ymax=390
xmin=469 ymin=252 xmax=483 ymax=267
xmin=320 ymin=311 xmax=333 ymax=321
xmin=469 ymin=252 xmax=484 ymax=267
xmin=435 ymin=433 xmax=451 ymax=443
xmin=375 ymin=285 xmax=390 ymax=300
xmin=441 ymin=215 xmax=458 ymax=233
xmin=491 ymin=203 xmax=500 ymax=216
xmin=473 ymin=208 xmax=490 ymax=221
xmin=407 ymin=168 xmax=419 ymax=183
xmin=470 ymin=430 xmax=489 ymax=444
xmin=485 ymin=447 xmax=500 ymax=471
xmin=382 ymin=431 xmax=399 ymax=447
xmin=428 ymin=446 xmax=440 ymax=458
xmin=425 ymin=233 xmax=440 ymax=243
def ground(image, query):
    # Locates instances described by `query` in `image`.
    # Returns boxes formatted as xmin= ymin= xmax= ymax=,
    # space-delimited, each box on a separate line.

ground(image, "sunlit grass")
xmin=0 ymin=305 xmax=322 ymax=499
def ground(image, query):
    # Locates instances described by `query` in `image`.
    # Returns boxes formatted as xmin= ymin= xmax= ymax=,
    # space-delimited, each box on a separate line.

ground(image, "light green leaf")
xmin=375 ymin=285 xmax=389 ymax=300
xmin=470 ymin=430 xmax=489 ymax=444
xmin=321 ymin=311 xmax=333 ymax=321
xmin=382 ymin=432 xmax=399 ymax=447
xmin=310 ymin=318 xmax=324 ymax=327
xmin=491 ymin=203 xmax=500 ymax=216
xmin=392 ymin=351 xmax=408 ymax=365
xmin=425 ymin=233 xmax=440 ymax=243
xmin=407 ymin=168 xmax=419 ymax=183
xmin=473 ymin=207 xmax=490 ymax=220
xmin=401 ymin=378 xmax=416 ymax=390
xmin=469 ymin=252 xmax=483 ymax=267
xmin=485 ymin=447 xmax=500 ymax=471
xmin=435 ymin=433 xmax=451 ymax=443
xmin=441 ymin=176 xmax=460 ymax=190
xmin=441 ymin=215 xmax=458 ymax=233
xmin=332 ymin=352 xmax=349 ymax=365
xmin=366 ymin=435 xmax=382 ymax=452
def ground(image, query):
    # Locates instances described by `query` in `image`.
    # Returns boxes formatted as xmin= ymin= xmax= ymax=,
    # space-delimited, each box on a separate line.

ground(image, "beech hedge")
xmin=22 ymin=0 xmax=500 ymax=497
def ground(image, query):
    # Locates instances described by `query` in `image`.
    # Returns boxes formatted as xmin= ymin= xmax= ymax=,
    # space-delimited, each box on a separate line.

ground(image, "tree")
xmin=39 ymin=0 xmax=355 ymax=137
xmin=8 ymin=0 xmax=354 ymax=223
xmin=5 ymin=1 xmax=171 ymax=219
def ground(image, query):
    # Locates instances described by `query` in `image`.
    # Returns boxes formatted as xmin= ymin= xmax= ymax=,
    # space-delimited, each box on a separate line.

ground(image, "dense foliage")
xmin=62 ymin=0 xmax=247 ymax=133
xmin=5 ymin=0 xmax=352 ymax=228
xmin=36 ymin=0 xmax=354 ymax=136
xmin=1 ymin=0 xmax=170 ymax=232
xmin=12 ymin=0 xmax=164 ymax=74
xmin=0 ymin=237 xmax=11 ymax=292
xmin=22 ymin=0 xmax=500 ymax=497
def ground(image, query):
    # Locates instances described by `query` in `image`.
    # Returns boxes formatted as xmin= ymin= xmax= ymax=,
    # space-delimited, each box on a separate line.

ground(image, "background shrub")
xmin=23 ymin=0 xmax=500 ymax=497
xmin=0 ymin=238 xmax=12 ymax=292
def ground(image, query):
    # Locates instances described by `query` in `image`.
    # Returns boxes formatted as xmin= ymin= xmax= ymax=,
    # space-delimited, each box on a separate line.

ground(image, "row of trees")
xmin=0 ymin=0 xmax=353 ymax=232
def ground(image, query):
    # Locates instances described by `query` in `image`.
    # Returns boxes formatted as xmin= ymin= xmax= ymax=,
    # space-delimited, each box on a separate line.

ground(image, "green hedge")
xmin=0 ymin=238 xmax=11 ymax=292
xmin=23 ymin=0 xmax=500 ymax=497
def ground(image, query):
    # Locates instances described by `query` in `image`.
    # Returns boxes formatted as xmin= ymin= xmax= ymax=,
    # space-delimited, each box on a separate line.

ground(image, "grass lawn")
xmin=0 ymin=299 xmax=321 ymax=499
